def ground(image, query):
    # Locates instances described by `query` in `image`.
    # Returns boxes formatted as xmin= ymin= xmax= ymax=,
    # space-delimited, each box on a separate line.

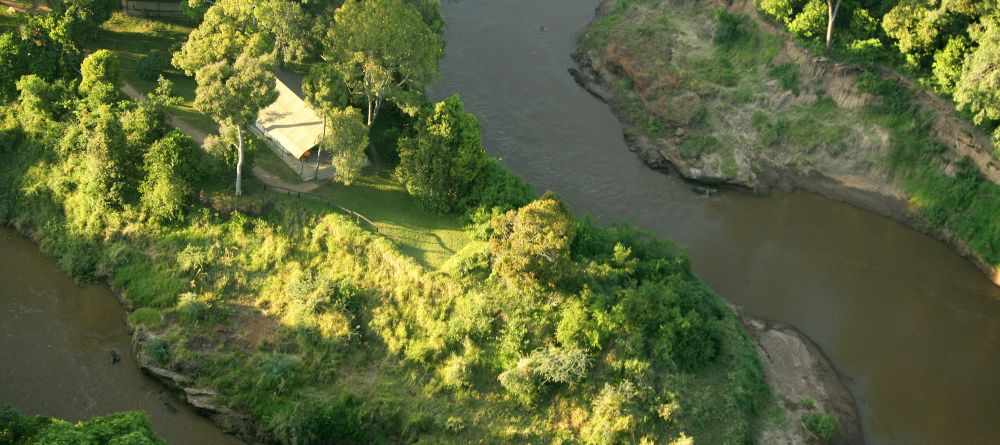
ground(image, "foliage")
xmin=582 ymin=381 xmax=639 ymax=445
xmin=803 ymin=410 xmax=840 ymax=441
xmin=325 ymin=0 xmax=443 ymax=126
xmin=171 ymin=0 xmax=308 ymax=74
xmin=302 ymin=64 xmax=350 ymax=116
xmin=323 ymin=107 xmax=368 ymax=186
xmin=954 ymin=19 xmax=1000 ymax=125
xmin=79 ymin=49 xmax=120 ymax=102
xmin=489 ymin=192 xmax=577 ymax=288
xmin=397 ymin=95 xmax=488 ymax=212
xmin=0 ymin=407 xmax=166 ymax=445
xmin=136 ymin=50 xmax=171 ymax=82
xmin=140 ymin=131 xmax=200 ymax=223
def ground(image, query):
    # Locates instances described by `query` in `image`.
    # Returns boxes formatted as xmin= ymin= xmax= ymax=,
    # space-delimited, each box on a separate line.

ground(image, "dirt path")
xmin=251 ymin=166 xmax=322 ymax=193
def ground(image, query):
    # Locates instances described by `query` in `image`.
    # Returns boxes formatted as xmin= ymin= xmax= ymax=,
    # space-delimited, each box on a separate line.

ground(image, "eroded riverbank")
xmin=571 ymin=0 xmax=1000 ymax=286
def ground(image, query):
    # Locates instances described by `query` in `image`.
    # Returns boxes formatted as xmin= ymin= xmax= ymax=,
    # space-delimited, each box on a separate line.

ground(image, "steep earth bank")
xmin=571 ymin=0 xmax=1000 ymax=285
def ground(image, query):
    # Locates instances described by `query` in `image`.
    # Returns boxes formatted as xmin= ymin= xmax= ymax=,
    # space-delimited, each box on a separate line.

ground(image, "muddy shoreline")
xmin=734 ymin=307 xmax=865 ymax=445
xmin=569 ymin=1 xmax=1000 ymax=288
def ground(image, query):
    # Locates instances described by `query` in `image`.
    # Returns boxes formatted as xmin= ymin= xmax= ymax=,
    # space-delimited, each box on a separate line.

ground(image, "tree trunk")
xmin=236 ymin=126 xmax=244 ymax=196
xmin=826 ymin=0 xmax=842 ymax=51
xmin=315 ymin=115 xmax=325 ymax=177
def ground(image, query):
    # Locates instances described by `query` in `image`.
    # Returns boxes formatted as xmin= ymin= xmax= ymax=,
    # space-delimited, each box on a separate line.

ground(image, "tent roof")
xmin=255 ymin=78 xmax=323 ymax=159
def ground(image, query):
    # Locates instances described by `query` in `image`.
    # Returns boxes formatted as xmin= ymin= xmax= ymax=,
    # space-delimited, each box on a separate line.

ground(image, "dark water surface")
xmin=430 ymin=1 xmax=1000 ymax=444
xmin=0 ymin=228 xmax=241 ymax=444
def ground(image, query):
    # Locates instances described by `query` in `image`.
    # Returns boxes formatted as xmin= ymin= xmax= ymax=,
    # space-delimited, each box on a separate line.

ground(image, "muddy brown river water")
xmin=430 ymin=1 xmax=1000 ymax=444
xmin=1 ymin=1 xmax=999 ymax=444
xmin=0 ymin=228 xmax=241 ymax=444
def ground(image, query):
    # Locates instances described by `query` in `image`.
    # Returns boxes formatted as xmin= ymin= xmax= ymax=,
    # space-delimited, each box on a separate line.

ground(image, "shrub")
xmin=531 ymin=346 xmax=590 ymax=385
xmin=714 ymin=9 xmax=752 ymax=45
xmin=804 ymin=411 xmax=840 ymax=441
xmin=176 ymin=293 xmax=209 ymax=323
xmin=497 ymin=358 xmax=540 ymax=406
xmin=462 ymin=158 xmax=534 ymax=219
xmin=137 ymin=50 xmax=171 ymax=82
xmin=582 ymin=381 xmax=638 ymax=445
xmin=143 ymin=338 xmax=171 ymax=365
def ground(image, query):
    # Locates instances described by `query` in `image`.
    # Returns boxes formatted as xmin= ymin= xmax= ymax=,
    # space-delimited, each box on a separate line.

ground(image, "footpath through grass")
xmin=92 ymin=13 xmax=217 ymax=135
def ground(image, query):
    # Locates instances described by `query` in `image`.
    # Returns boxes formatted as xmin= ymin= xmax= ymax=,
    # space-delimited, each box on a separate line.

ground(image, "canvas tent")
xmin=254 ymin=78 xmax=325 ymax=160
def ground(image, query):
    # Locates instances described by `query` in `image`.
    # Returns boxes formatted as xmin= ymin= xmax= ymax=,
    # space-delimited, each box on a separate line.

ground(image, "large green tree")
xmin=323 ymin=107 xmax=368 ymax=185
xmin=954 ymin=19 xmax=1000 ymax=127
xmin=303 ymin=64 xmax=350 ymax=177
xmin=489 ymin=192 xmax=577 ymax=288
xmin=325 ymin=0 xmax=443 ymax=128
xmin=397 ymin=94 xmax=488 ymax=212
xmin=140 ymin=131 xmax=199 ymax=223
xmin=193 ymin=53 xmax=278 ymax=195
xmin=172 ymin=0 xmax=309 ymax=75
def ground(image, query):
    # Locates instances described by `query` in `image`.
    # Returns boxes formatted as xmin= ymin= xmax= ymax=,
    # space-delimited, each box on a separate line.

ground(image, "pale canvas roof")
xmin=255 ymin=78 xmax=323 ymax=159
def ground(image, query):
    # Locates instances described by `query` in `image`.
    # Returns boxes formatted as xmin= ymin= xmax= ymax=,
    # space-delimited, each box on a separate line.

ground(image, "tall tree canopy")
xmin=325 ymin=0 xmax=444 ymax=127
xmin=323 ymin=107 xmax=369 ymax=185
xmin=172 ymin=0 xmax=309 ymax=75
xmin=954 ymin=19 xmax=1000 ymax=127
xmin=397 ymin=95 xmax=488 ymax=212
xmin=193 ymin=53 xmax=278 ymax=195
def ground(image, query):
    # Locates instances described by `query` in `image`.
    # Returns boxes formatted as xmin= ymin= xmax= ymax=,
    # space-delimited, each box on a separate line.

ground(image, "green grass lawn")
xmin=313 ymin=173 xmax=470 ymax=269
xmin=256 ymin=149 xmax=470 ymax=268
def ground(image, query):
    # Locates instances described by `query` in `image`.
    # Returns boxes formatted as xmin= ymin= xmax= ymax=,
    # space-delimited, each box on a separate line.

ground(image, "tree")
xmin=397 ymin=95 xmax=488 ymax=212
xmin=954 ymin=19 xmax=1000 ymax=126
xmin=140 ymin=131 xmax=199 ymax=223
xmin=0 ymin=33 xmax=23 ymax=102
xmin=322 ymin=107 xmax=368 ymax=185
xmin=824 ymin=0 xmax=843 ymax=50
xmin=489 ymin=192 xmax=577 ymax=288
xmin=882 ymin=0 xmax=941 ymax=62
xmin=172 ymin=0 xmax=308 ymax=75
xmin=79 ymin=49 xmax=120 ymax=100
xmin=47 ymin=0 xmax=118 ymax=45
xmin=788 ymin=0 xmax=827 ymax=42
xmin=325 ymin=0 xmax=443 ymax=128
xmin=193 ymin=52 xmax=278 ymax=195
xmin=303 ymin=64 xmax=350 ymax=176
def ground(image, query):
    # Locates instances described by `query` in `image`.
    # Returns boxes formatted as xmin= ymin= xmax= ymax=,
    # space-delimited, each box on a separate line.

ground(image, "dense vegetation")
xmin=0 ymin=0 xmax=771 ymax=444
xmin=0 ymin=407 xmax=166 ymax=444
xmin=755 ymin=0 xmax=999 ymax=151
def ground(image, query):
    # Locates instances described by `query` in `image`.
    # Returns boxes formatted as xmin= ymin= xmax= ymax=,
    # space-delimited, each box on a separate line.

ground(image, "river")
xmin=430 ymin=1 xmax=1000 ymax=444
xmin=0 ymin=228 xmax=241 ymax=444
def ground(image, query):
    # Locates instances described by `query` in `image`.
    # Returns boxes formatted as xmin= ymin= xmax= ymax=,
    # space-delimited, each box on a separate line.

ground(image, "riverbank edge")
xmin=732 ymin=306 xmax=865 ymax=445
xmin=570 ymin=0 xmax=1000 ymax=289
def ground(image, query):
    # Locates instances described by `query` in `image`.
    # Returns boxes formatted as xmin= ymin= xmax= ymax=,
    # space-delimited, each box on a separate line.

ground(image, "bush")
xmin=176 ymin=293 xmax=209 ymax=323
xmin=137 ymin=50 xmax=171 ymax=82
xmin=582 ymin=381 xmax=638 ymax=445
xmin=531 ymin=346 xmax=590 ymax=384
xmin=143 ymin=337 xmax=171 ymax=365
xmin=714 ymin=9 xmax=752 ymax=45
xmin=804 ymin=411 xmax=840 ymax=441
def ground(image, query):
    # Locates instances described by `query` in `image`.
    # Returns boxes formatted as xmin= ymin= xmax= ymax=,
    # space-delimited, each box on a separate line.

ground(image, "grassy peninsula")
xmin=0 ymin=0 xmax=774 ymax=443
